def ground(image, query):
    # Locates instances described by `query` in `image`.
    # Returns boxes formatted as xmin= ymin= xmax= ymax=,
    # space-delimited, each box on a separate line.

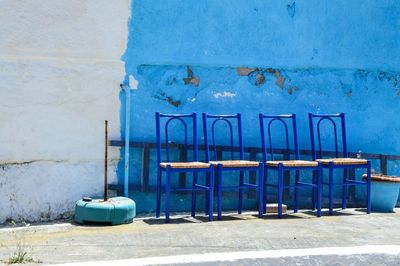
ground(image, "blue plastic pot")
xmin=370 ymin=181 xmax=400 ymax=212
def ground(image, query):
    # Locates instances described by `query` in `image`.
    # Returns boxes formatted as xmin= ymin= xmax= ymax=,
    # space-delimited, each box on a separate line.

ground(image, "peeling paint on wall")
xmin=269 ymin=69 xmax=286 ymax=89
xmin=286 ymin=1 xmax=296 ymax=18
xmin=235 ymin=67 xmax=290 ymax=89
xmin=213 ymin=91 xmax=236 ymax=99
xmin=248 ymin=70 xmax=266 ymax=87
xmin=153 ymin=91 xmax=181 ymax=107
xmin=183 ymin=66 xmax=200 ymax=87
xmin=122 ymin=65 xmax=400 ymax=155
xmin=236 ymin=67 xmax=257 ymax=76
xmin=167 ymin=96 xmax=181 ymax=107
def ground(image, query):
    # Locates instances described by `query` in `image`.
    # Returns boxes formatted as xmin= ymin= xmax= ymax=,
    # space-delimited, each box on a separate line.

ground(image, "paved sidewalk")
xmin=0 ymin=209 xmax=399 ymax=265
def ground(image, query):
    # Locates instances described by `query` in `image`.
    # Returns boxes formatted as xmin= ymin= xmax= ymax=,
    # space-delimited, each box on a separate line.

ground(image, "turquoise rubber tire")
xmin=75 ymin=197 xmax=136 ymax=225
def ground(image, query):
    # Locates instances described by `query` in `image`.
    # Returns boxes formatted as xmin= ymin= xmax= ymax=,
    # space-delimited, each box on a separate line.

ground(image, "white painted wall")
xmin=0 ymin=0 xmax=130 ymax=222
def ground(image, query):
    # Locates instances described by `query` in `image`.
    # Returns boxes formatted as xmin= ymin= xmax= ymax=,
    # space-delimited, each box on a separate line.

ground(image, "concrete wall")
xmin=122 ymin=0 xmax=400 ymax=213
xmin=0 ymin=0 xmax=130 ymax=223
xmin=1 ymin=0 xmax=399 ymax=221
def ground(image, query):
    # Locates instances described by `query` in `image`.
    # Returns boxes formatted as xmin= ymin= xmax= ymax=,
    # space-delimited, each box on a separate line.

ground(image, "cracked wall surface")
xmin=0 ymin=0 xmax=130 ymax=223
xmin=121 ymin=0 xmax=400 ymax=213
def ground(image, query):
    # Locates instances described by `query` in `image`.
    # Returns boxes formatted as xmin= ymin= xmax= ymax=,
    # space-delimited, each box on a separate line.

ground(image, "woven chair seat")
xmin=362 ymin=174 xmax=400 ymax=183
xmin=160 ymin=162 xmax=211 ymax=169
xmin=317 ymin=158 xmax=368 ymax=165
xmin=209 ymin=160 xmax=260 ymax=168
xmin=266 ymin=160 xmax=318 ymax=167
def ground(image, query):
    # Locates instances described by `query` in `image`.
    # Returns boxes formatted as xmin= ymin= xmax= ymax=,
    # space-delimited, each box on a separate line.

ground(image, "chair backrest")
xmin=259 ymin=114 xmax=300 ymax=162
xmin=156 ymin=112 xmax=198 ymax=164
xmin=308 ymin=113 xmax=348 ymax=160
xmin=202 ymin=113 xmax=244 ymax=161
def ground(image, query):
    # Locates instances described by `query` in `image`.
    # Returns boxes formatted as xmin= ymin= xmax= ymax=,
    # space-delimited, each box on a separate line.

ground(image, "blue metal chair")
xmin=202 ymin=113 xmax=263 ymax=220
xmin=259 ymin=114 xmax=322 ymax=218
xmin=308 ymin=113 xmax=371 ymax=215
xmin=156 ymin=112 xmax=215 ymax=223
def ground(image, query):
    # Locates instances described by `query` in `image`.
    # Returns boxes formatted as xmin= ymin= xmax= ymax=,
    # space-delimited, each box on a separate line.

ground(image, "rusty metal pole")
xmin=104 ymin=120 xmax=108 ymax=201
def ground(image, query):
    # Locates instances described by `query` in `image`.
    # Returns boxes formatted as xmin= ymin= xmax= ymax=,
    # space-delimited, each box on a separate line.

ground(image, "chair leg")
xmin=317 ymin=164 xmax=322 ymax=217
xmin=165 ymin=167 xmax=171 ymax=223
xmin=205 ymin=172 xmax=210 ymax=215
xmin=238 ymin=170 xmax=244 ymax=214
xmin=311 ymin=170 xmax=317 ymax=211
xmin=328 ymin=163 xmax=334 ymax=215
xmin=294 ymin=170 xmax=299 ymax=213
xmin=191 ymin=172 xmax=198 ymax=217
xmin=366 ymin=162 xmax=371 ymax=214
xmin=208 ymin=167 xmax=215 ymax=222
xmin=342 ymin=168 xmax=348 ymax=209
xmin=156 ymin=169 xmax=162 ymax=218
xmin=258 ymin=165 xmax=264 ymax=218
xmin=278 ymin=165 xmax=284 ymax=218
xmin=217 ymin=165 xmax=223 ymax=220
xmin=263 ymin=167 xmax=268 ymax=214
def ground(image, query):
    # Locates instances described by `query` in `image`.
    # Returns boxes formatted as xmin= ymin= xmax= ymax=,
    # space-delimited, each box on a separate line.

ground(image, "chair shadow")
xmin=252 ymin=207 xmax=368 ymax=219
xmin=143 ymin=217 xmax=204 ymax=225
xmin=143 ymin=213 xmax=257 ymax=225
xmin=213 ymin=214 xmax=258 ymax=222
xmin=353 ymin=208 xmax=370 ymax=214
xmin=302 ymin=208 xmax=367 ymax=217
xmin=144 ymin=211 xmax=319 ymax=224
xmin=135 ymin=207 xmax=371 ymax=225
xmin=253 ymin=213 xmax=308 ymax=220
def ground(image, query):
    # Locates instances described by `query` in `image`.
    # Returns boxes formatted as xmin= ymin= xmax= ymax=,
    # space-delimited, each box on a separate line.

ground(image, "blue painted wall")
xmin=121 ymin=0 xmax=400 ymax=213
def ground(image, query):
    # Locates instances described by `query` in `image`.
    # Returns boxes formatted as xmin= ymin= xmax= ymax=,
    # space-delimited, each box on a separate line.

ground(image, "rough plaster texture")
xmin=122 ymin=0 xmax=400 ymax=213
xmin=0 ymin=0 xmax=130 ymax=222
